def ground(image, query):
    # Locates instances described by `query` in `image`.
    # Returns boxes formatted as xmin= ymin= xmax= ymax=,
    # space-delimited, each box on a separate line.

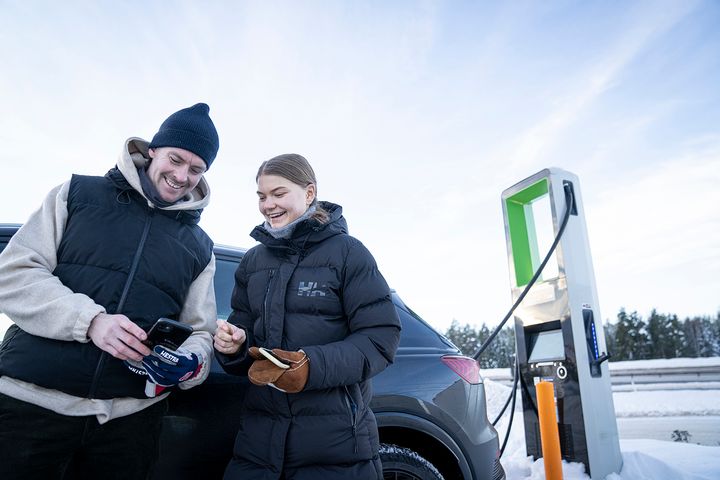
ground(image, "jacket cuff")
xmin=178 ymin=351 xmax=210 ymax=390
xmin=302 ymin=345 xmax=326 ymax=390
xmin=72 ymin=306 xmax=106 ymax=343
xmin=215 ymin=344 xmax=248 ymax=366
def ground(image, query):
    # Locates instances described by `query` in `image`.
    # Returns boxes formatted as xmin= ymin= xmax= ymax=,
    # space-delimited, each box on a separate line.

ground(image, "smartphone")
xmin=257 ymin=347 xmax=291 ymax=369
xmin=143 ymin=318 xmax=193 ymax=350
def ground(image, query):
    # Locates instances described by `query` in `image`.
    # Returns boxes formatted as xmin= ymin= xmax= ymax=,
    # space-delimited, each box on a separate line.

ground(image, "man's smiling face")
xmin=146 ymin=147 xmax=206 ymax=203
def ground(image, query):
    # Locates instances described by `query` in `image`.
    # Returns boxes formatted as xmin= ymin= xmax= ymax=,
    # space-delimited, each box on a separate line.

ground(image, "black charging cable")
xmin=474 ymin=181 xmax=575 ymax=457
xmin=499 ymin=359 xmax=519 ymax=456
xmin=473 ymin=182 xmax=575 ymax=361
xmin=491 ymin=356 xmax=517 ymax=427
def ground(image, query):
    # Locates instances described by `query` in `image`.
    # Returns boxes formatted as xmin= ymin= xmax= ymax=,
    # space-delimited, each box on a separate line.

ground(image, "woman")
xmin=214 ymin=153 xmax=401 ymax=479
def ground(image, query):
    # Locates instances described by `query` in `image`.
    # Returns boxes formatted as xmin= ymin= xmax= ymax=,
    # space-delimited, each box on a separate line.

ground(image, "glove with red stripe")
xmin=141 ymin=345 xmax=202 ymax=397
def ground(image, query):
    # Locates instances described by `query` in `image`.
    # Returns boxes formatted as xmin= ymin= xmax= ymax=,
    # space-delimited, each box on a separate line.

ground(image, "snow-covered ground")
xmin=485 ymin=374 xmax=720 ymax=480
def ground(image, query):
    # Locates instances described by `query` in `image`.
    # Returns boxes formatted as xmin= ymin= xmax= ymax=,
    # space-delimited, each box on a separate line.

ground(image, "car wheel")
xmin=380 ymin=444 xmax=444 ymax=480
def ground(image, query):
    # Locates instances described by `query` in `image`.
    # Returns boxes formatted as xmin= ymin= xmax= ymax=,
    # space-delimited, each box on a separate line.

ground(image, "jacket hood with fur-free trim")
xmin=118 ymin=137 xmax=211 ymax=212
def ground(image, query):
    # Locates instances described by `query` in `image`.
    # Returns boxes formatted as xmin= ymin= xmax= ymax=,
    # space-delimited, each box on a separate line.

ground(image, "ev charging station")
xmin=501 ymin=168 xmax=622 ymax=479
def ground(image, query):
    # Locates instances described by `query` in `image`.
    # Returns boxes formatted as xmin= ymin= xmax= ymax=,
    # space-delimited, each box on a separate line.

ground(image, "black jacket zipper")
xmin=344 ymin=386 xmax=359 ymax=453
xmin=262 ymin=269 xmax=275 ymax=343
xmin=87 ymin=210 xmax=154 ymax=398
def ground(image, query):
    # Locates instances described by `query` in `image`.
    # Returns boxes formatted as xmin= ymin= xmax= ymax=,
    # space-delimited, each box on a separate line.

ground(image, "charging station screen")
xmin=528 ymin=329 xmax=565 ymax=363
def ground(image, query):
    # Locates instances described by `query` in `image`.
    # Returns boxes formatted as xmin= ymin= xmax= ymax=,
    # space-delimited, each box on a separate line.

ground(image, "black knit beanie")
xmin=148 ymin=103 xmax=219 ymax=169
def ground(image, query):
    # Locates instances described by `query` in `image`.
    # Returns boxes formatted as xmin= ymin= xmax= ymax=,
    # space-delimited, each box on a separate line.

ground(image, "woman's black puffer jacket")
xmin=218 ymin=202 xmax=401 ymax=480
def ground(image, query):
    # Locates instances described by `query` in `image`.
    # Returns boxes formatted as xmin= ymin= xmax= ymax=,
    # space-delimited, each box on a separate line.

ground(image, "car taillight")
xmin=441 ymin=355 xmax=481 ymax=384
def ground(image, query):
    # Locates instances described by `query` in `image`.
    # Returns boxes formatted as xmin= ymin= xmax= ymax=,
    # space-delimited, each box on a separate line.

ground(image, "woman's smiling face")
xmin=257 ymin=174 xmax=315 ymax=229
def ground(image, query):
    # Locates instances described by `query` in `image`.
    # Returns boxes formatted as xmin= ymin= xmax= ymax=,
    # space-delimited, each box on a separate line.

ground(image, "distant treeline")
xmin=444 ymin=309 xmax=720 ymax=368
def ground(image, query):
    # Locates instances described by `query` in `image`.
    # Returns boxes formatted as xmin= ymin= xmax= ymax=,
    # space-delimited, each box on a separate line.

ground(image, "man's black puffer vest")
xmin=0 ymin=170 xmax=212 ymax=399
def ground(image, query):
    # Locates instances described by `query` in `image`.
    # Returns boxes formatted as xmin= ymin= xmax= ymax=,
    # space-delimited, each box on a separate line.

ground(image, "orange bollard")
xmin=536 ymin=381 xmax=563 ymax=480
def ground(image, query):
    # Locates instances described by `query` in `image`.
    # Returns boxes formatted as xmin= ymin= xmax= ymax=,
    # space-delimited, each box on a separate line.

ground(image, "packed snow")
xmin=485 ymin=362 xmax=720 ymax=480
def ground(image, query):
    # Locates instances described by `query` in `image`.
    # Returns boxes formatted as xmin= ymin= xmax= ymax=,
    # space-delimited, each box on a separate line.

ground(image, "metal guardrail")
xmin=481 ymin=358 xmax=720 ymax=391
xmin=610 ymin=365 xmax=720 ymax=386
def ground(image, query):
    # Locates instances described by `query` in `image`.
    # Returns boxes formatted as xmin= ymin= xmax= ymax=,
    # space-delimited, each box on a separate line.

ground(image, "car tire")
xmin=380 ymin=443 xmax=444 ymax=480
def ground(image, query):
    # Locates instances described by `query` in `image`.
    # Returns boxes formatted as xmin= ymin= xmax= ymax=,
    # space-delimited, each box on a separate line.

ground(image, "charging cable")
xmin=474 ymin=181 xmax=575 ymax=456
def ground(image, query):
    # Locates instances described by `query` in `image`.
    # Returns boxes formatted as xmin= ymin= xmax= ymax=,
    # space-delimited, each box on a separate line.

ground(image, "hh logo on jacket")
xmin=297 ymin=281 xmax=327 ymax=297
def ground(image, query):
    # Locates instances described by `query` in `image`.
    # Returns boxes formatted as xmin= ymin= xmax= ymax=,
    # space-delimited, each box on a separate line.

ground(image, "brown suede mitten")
xmin=271 ymin=349 xmax=309 ymax=393
xmin=248 ymin=346 xmax=264 ymax=360
xmin=247 ymin=359 xmax=285 ymax=386
xmin=247 ymin=347 xmax=309 ymax=393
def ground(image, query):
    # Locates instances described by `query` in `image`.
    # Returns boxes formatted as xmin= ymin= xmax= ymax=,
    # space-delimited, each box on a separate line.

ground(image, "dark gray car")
xmin=0 ymin=225 xmax=505 ymax=480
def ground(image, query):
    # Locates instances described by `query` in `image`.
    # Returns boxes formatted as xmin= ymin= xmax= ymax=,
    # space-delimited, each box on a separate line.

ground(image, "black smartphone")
xmin=143 ymin=318 xmax=193 ymax=350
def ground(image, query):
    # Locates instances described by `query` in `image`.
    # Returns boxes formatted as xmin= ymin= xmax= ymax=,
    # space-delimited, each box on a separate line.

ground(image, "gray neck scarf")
xmin=137 ymin=167 xmax=178 ymax=208
xmin=264 ymin=205 xmax=317 ymax=239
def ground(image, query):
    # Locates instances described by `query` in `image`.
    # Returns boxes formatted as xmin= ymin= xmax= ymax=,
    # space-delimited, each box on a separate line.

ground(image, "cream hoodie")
xmin=0 ymin=138 xmax=216 ymax=423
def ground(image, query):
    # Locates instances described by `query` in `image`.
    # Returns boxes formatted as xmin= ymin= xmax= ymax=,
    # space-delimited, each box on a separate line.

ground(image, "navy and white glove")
xmin=141 ymin=345 xmax=202 ymax=398
xmin=124 ymin=358 xmax=148 ymax=376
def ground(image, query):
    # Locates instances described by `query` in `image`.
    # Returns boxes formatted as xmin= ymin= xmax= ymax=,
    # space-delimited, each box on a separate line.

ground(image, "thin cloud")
xmin=506 ymin=2 xmax=699 ymax=171
xmin=591 ymin=145 xmax=720 ymax=317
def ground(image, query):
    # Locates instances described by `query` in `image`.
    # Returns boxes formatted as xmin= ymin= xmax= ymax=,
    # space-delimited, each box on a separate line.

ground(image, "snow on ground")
xmin=611 ymin=440 xmax=720 ymax=480
xmin=485 ymin=378 xmax=720 ymax=480
xmin=613 ymin=389 xmax=720 ymax=417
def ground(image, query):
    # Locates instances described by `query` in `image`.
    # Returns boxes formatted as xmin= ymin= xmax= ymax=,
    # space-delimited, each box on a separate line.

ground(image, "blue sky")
xmin=1 ymin=0 xmax=718 ymax=332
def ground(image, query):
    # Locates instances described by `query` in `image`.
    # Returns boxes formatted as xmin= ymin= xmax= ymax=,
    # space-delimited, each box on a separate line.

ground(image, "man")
xmin=0 ymin=103 xmax=220 ymax=479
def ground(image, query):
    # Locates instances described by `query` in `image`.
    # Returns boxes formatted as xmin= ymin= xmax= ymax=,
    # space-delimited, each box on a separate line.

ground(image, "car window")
xmin=395 ymin=306 xmax=454 ymax=349
xmin=214 ymin=258 xmax=240 ymax=319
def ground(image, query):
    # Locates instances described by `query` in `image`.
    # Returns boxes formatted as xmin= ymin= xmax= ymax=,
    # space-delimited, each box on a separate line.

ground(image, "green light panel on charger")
xmin=505 ymin=178 xmax=549 ymax=287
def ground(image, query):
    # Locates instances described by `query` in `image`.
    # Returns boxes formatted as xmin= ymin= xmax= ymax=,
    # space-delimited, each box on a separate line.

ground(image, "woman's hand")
xmin=214 ymin=319 xmax=246 ymax=355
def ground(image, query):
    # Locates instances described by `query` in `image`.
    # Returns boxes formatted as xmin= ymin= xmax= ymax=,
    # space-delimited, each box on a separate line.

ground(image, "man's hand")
xmin=88 ymin=313 xmax=151 ymax=361
xmin=214 ymin=319 xmax=246 ymax=355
